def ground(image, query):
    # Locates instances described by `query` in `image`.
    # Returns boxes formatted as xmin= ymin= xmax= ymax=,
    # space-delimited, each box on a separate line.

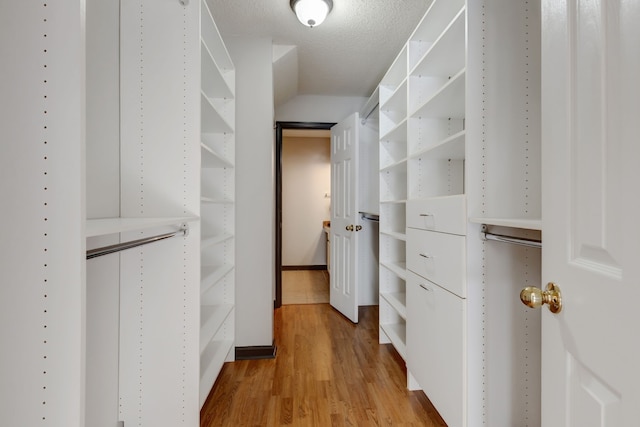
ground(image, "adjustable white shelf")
xmin=201 ymin=93 xmax=234 ymax=134
xmin=411 ymin=69 xmax=466 ymax=119
xmin=380 ymin=158 xmax=408 ymax=174
xmin=199 ymin=338 xmax=234 ymax=406
xmin=201 ymin=197 xmax=234 ymax=204
xmin=380 ymin=292 xmax=407 ymax=319
xmin=200 ymin=42 xmax=234 ymax=100
xmin=408 ymin=0 xmax=466 ymax=69
xmin=201 ymin=264 xmax=234 ymax=296
xmin=379 ymin=323 xmax=407 ymax=360
xmin=379 ymin=230 xmax=407 ymax=242
xmin=410 ymin=7 xmax=466 ymax=78
xmin=201 ymin=142 xmax=234 ymax=169
xmin=201 ymin=233 xmax=234 ymax=249
xmin=409 ymin=130 xmax=465 ymax=161
xmin=380 ymin=260 xmax=407 ymax=281
xmin=200 ymin=304 xmax=234 ymax=354
xmin=380 ymin=164 xmax=407 ymax=203
xmin=380 ymin=79 xmax=408 ymax=122
xmin=379 ymin=46 xmax=407 ymax=104
xmin=380 ymin=119 xmax=408 ymax=169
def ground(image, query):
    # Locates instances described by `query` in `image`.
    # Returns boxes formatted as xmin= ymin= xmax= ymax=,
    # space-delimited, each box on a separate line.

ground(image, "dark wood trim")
xmin=275 ymin=124 xmax=283 ymax=309
xmin=282 ymin=265 xmax=328 ymax=271
xmin=274 ymin=121 xmax=336 ymax=310
xmin=235 ymin=342 xmax=277 ymax=360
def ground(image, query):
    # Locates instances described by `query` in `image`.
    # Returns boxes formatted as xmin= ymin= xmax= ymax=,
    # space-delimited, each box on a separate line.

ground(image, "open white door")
xmin=540 ymin=1 xmax=640 ymax=425
xmin=330 ymin=113 xmax=359 ymax=323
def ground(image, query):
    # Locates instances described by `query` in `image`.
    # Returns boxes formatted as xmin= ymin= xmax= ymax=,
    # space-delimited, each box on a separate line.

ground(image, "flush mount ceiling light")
xmin=290 ymin=0 xmax=333 ymax=28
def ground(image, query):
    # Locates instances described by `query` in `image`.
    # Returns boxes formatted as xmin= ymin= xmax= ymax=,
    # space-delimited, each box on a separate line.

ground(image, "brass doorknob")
xmin=356 ymin=225 xmax=362 ymax=231
xmin=520 ymin=282 xmax=562 ymax=313
xmin=346 ymin=224 xmax=354 ymax=231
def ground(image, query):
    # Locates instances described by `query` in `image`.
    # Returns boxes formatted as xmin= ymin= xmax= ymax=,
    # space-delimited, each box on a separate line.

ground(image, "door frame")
xmin=274 ymin=121 xmax=336 ymax=309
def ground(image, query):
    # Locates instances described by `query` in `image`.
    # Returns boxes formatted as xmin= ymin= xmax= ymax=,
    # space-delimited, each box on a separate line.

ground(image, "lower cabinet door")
xmin=407 ymin=271 xmax=465 ymax=427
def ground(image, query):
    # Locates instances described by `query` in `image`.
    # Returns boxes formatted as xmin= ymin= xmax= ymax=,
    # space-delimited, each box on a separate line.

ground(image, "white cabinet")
xmin=199 ymin=0 xmax=236 ymax=408
xmin=407 ymin=271 xmax=465 ymax=427
xmin=379 ymin=0 xmax=542 ymax=426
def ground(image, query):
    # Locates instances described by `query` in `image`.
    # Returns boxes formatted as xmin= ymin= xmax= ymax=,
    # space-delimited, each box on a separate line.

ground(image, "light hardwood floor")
xmin=200 ymin=304 xmax=448 ymax=426
xmin=282 ymin=269 xmax=330 ymax=305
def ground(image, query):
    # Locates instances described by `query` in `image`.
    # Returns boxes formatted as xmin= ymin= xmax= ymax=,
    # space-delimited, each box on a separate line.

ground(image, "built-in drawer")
xmin=406 ymin=195 xmax=466 ymax=235
xmin=407 ymin=271 xmax=465 ymax=427
xmin=407 ymin=228 xmax=466 ymax=298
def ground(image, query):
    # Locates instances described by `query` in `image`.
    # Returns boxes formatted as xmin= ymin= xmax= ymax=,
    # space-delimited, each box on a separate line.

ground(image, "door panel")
xmin=541 ymin=0 xmax=640 ymax=425
xmin=330 ymin=113 xmax=359 ymax=323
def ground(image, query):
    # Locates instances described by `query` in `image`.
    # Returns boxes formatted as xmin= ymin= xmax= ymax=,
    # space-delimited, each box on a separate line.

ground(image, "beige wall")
xmin=282 ymin=136 xmax=331 ymax=266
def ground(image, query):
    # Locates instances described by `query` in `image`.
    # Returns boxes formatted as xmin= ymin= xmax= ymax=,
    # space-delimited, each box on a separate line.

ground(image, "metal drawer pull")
xmin=419 ymin=253 xmax=433 ymax=259
xmin=419 ymin=213 xmax=433 ymax=217
xmin=419 ymin=284 xmax=433 ymax=292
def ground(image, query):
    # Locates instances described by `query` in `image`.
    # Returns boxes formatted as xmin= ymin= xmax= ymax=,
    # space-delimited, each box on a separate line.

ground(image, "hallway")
xmin=282 ymin=269 xmax=330 ymax=305
xmin=200 ymin=304 xmax=447 ymax=426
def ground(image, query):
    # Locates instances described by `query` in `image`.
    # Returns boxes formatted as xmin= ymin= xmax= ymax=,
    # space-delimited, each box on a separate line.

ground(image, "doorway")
xmin=275 ymin=121 xmax=336 ymax=308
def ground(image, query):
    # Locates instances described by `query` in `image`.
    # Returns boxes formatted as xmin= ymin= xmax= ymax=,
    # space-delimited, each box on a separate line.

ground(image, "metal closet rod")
xmin=360 ymin=212 xmax=379 ymax=221
xmin=86 ymin=224 xmax=189 ymax=260
xmin=361 ymin=102 xmax=379 ymax=125
xmin=481 ymin=225 xmax=541 ymax=249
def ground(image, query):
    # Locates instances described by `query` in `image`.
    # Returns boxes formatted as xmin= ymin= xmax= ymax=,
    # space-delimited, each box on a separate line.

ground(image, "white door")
xmin=330 ymin=113 xmax=360 ymax=323
xmin=540 ymin=1 xmax=640 ymax=425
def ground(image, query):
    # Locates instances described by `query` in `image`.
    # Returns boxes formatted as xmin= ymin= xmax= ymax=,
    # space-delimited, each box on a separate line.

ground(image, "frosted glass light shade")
xmin=290 ymin=0 xmax=333 ymax=28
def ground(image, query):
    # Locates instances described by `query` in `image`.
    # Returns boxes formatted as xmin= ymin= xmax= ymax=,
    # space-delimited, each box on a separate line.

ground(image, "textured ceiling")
xmin=208 ymin=0 xmax=432 ymax=99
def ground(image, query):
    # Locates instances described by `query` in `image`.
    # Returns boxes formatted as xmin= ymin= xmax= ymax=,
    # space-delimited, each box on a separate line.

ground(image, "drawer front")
xmin=407 ymin=195 xmax=466 ymax=235
xmin=407 ymin=272 xmax=465 ymax=427
xmin=407 ymin=228 xmax=466 ymax=298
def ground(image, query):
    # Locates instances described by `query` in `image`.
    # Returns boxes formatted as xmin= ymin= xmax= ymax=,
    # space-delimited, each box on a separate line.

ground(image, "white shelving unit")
xmin=2 ymin=0 xmax=233 ymax=425
xmin=199 ymin=0 xmax=236 ymax=408
xmin=378 ymin=44 xmax=409 ymax=357
xmin=404 ymin=6 xmax=468 ymax=427
xmin=378 ymin=1 xmax=542 ymax=426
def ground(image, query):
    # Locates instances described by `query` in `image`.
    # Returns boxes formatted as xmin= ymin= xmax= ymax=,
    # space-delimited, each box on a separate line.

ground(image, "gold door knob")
xmin=356 ymin=225 xmax=362 ymax=231
xmin=346 ymin=224 xmax=354 ymax=231
xmin=520 ymin=282 xmax=562 ymax=313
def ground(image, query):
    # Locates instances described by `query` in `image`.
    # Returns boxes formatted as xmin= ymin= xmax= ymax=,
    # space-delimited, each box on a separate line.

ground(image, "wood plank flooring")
xmin=282 ymin=270 xmax=330 ymax=305
xmin=201 ymin=304 xmax=447 ymax=426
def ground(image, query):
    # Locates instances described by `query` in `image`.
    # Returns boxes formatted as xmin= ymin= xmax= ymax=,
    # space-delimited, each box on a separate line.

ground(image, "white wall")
xmin=227 ymin=37 xmax=275 ymax=348
xmin=276 ymin=94 xmax=368 ymax=123
xmin=282 ymin=136 xmax=331 ymax=266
